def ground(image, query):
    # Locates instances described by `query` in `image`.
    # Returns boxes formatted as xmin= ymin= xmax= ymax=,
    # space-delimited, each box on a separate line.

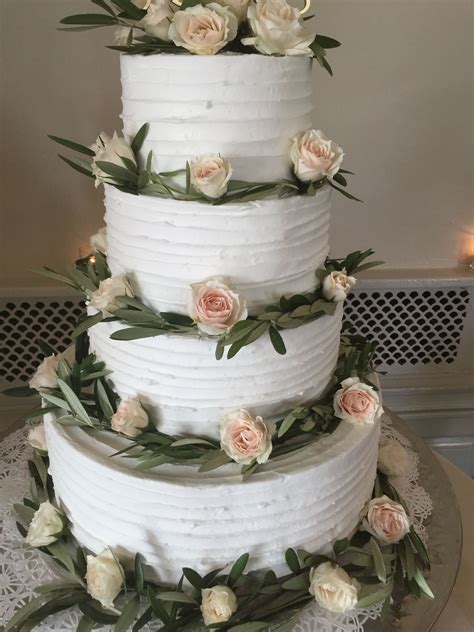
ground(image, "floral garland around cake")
xmin=4 ymin=330 xmax=386 ymax=479
xmin=6 ymin=429 xmax=433 ymax=631
xmin=59 ymin=0 xmax=341 ymax=76
xmin=50 ymin=123 xmax=361 ymax=202
xmin=36 ymin=248 xmax=381 ymax=359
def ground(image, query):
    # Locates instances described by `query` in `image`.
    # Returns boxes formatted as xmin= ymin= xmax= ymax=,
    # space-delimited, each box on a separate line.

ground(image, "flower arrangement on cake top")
xmin=61 ymin=0 xmax=341 ymax=75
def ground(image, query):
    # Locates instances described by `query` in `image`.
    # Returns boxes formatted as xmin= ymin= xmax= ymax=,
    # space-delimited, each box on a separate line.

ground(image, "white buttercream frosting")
xmin=45 ymin=413 xmax=380 ymax=583
xmin=120 ymin=54 xmax=313 ymax=181
xmin=104 ymin=186 xmax=331 ymax=314
xmin=88 ymin=306 xmax=343 ymax=438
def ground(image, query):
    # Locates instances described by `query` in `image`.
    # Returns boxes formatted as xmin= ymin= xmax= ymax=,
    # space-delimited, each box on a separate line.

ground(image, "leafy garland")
xmin=8 ymin=436 xmax=433 ymax=631
xmin=5 ymin=332 xmax=378 ymax=480
xmin=38 ymin=249 xmax=382 ymax=360
xmin=49 ymin=124 xmax=360 ymax=203
xmin=59 ymin=0 xmax=341 ymax=76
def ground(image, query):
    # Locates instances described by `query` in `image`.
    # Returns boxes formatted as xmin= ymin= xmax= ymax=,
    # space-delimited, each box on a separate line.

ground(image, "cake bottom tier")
xmin=45 ymin=413 xmax=380 ymax=583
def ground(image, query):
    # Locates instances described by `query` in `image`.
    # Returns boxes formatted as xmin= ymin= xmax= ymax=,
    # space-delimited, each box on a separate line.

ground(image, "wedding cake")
xmin=6 ymin=1 xmax=433 ymax=629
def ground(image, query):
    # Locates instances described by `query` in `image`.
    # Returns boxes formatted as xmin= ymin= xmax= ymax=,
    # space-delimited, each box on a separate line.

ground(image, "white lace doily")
xmin=0 ymin=415 xmax=433 ymax=631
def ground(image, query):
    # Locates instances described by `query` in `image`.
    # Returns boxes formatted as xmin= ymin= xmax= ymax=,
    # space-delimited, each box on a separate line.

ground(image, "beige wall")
xmin=0 ymin=0 xmax=472 ymax=287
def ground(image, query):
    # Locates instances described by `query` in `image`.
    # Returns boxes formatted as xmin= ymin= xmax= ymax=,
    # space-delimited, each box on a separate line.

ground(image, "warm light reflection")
xmin=89 ymin=255 xmax=96 ymax=264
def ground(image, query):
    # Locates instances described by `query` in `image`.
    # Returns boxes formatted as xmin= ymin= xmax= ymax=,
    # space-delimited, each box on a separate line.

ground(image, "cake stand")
xmin=0 ymin=409 xmax=462 ymax=631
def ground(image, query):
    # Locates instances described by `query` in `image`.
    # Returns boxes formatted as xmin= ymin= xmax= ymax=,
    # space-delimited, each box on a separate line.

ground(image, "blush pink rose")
xmin=220 ymin=410 xmax=272 ymax=465
xmin=189 ymin=277 xmax=248 ymax=336
xmin=333 ymin=377 xmax=381 ymax=426
xmin=290 ymin=129 xmax=344 ymax=183
xmin=362 ymin=495 xmax=411 ymax=544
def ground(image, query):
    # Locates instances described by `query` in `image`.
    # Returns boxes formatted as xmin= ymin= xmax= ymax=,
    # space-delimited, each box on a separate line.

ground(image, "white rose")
xmin=25 ymin=501 xmax=65 ymax=548
xmin=188 ymin=277 xmax=248 ymax=336
xmin=220 ymin=409 xmax=272 ymax=465
xmin=190 ymin=154 xmax=233 ymax=199
xmin=333 ymin=377 xmax=382 ymax=426
xmin=210 ymin=0 xmax=249 ymax=23
xmin=111 ymin=398 xmax=149 ymax=438
xmin=169 ymin=3 xmax=238 ymax=55
xmin=29 ymin=355 xmax=60 ymax=391
xmin=86 ymin=550 xmax=124 ymax=610
xmin=362 ymin=495 xmax=411 ymax=544
xmin=322 ymin=269 xmax=356 ymax=303
xmin=242 ymin=0 xmax=314 ymax=56
xmin=309 ymin=562 xmax=358 ymax=614
xmin=27 ymin=424 xmax=48 ymax=454
xmin=90 ymin=226 xmax=107 ymax=255
xmin=134 ymin=0 xmax=152 ymax=8
xmin=291 ymin=129 xmax=345 ymax=182
xmin=378 ymin=439 xmax=410 ymax=478
xmin=91 ymin=132 xmax=136 ymax=188
xmin=201 ymin=585 xmax=238 ymax=626
xmin=140 ymin=0 xmax=172 ymax=40
xmin=89 ymin=275 xmax=134 ymax=316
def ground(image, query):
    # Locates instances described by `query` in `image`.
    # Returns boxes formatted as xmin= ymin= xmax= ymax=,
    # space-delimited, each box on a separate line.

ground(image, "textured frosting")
xmin=45 ymin=414 xmax=380 ymax=583
xmin=120 ymin=54 xmax=313 ymax=181
xmin=104 ymin=186 xmax=331 ymax=314
xmin=88 ymin=307 xmax=343 ymax=438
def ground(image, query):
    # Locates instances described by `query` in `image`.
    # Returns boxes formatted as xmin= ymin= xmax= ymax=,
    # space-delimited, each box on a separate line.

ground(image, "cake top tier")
xmin=121 ymin=54 xmax=313 ymax=181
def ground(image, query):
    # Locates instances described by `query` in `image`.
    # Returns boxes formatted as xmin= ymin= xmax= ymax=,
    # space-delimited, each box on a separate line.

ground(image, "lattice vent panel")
xmin=343 ymin=288 xmax=470 ymax=368
xmin=0 ymin=298 xmax=85 ymax=384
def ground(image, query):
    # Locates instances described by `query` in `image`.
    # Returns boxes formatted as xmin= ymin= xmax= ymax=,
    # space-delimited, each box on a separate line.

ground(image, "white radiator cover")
xmin=1 ymin=272 xmax=473 ymax=473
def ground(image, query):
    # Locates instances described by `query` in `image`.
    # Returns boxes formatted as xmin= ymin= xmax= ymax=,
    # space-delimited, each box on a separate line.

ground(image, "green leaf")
xmin=147 ymin=586 xmax=171 ymax=624
xmin=369 ymin=537 xmax=386 ymax=583
xmin=185 ymin=161 xmax=191 ymax=194
xmin=156 ymin=591 xmax=197 ymax=604
xmin=36 ymin=266 xmax=79 ymax=289
xmin=134 ymin=552 xmax=145 ymax=594
xmin=110 ymin=0 xmax=146 ymax=19
xmin=228 ymin=552 xmax=249 ymax=587
xmin=46 ymin=540 xmax=78 ymax=576
xmin=95 ymin=379 xmax=115 ymax=420
xmin=315 ymin=34 xmax=341 ymax=49
xmin=132 ymin=607 xmax=153 ymax=632
xmin=14 ymin=503 xmax=36 ymax=525
xmin=327 ymin=180 xmax=362 ymax=202
xmin=1 ymin=385 xmax=36 ymax=397
xmin=321 ymin=57 xmax=333 ymax=77
xmin=227 ymin=624 xmax=270 ymax=632
xmin=171 ymin=438 xmax=217 ymax=448
xmin=40 ymin=392 xmax=70 ymax=411
xmin=269 ymin=326 xmax=287 ymax=355
xmin=183 ymin=567 xmax=203 ymax=590
xmin=110 ymin=327 xmax=163 ymax=341
xmin=48 ymin=135 xmax=95 ymax=157
xmin=408 ymin=529 xmax=430 ymax=568
xmin=332 ymin=172 xmax=347 ymax=187
xmin=58 ymin=154 xmax=94 ymax=178
xmin=72 ymin=312 xmax=103 ymax=338
xmin=160 ymin=312 xmax=195 ymax=327
xmin=77 ymin=615 xmax=95 ymax=632
xmin=281 ymin=575 xmax=309 ymax=591
xmin=333 ymin=538 xmax=349 ymax=555
xmin=80 ymin=600 xmax=119 ymax=624
xmin=285 ymin=548 xmax=300 ymax=574
xmin=60 ymin=13 xmax=119 ymax=25
xmin=356 ymin=581 xmax=394 ymax=608
xmin=91 ymin=0 xmax=117 ymax=15
xmin=115 ymin=594 xmax=140 ymax=632
xmin=131 ymin=123 xmax=149 ymax=154
xmin=57 ymin=379 xmax=93 ymax=426
xmin=4 ymin=594 xmax=53 ymax=631
xmin=95 ymin=160 xmax=138 ymax=184
xmin=413 ymin=568 xmax=434 ymax=599
xmin=198 ymin=450 xmax=232 ymax=473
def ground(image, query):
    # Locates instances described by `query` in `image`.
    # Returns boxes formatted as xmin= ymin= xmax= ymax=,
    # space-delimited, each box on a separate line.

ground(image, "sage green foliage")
xmin=36 ymin=248 xmax=382 ymax=360
xmin=8 ymin=445 xmax=432 ymax=631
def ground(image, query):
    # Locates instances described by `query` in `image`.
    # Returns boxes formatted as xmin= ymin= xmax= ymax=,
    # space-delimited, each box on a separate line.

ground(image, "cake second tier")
xmin=104 ymin=185 xmax=331 ymax=314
